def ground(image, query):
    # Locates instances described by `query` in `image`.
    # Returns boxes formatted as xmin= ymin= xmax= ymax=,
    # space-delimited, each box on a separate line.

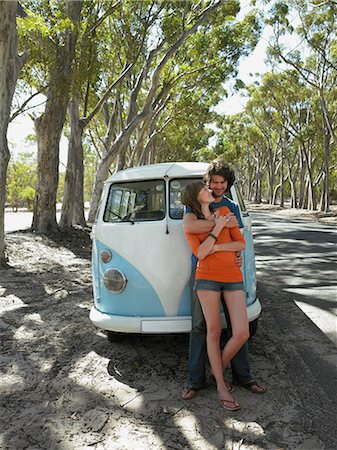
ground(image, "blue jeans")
xmin=188 ymin=274 xmax=253 ymax=389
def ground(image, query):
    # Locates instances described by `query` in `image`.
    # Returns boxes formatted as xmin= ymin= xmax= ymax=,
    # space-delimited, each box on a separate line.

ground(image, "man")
xmin=181 ymin=159 xmax=266 ymax=399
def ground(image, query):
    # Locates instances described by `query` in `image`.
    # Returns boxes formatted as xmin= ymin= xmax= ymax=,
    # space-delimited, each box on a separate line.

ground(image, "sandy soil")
xmin=0 ymin=207 xmax=336 ymax=449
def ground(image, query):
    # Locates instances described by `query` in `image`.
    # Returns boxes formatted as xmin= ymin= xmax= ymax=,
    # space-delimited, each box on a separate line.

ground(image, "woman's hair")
xmin=181 ymin=181 xmax=205 ymax=219
xmin=203 ymin=159 xmax=235 ymax=190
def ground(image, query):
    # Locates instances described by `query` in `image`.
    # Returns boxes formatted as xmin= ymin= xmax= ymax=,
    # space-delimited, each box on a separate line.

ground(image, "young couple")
xmin=180 ymin=160 xmax=266 ymax=411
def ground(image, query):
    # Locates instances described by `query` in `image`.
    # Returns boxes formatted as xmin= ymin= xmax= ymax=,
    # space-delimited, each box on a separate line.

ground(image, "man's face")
xmin=209 ymin=175 xmax=228 ymax=199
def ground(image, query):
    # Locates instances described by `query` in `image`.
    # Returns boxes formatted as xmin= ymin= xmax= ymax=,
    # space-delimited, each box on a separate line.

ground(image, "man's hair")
xmin=203 ymin=159 xmax=235 ymax=190
xmin=181 ymin=181 xmax=205 ymax=219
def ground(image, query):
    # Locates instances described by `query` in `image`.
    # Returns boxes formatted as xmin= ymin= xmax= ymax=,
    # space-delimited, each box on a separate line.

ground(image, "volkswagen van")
xmin=90 ymin=162 xmax=261 ymax=341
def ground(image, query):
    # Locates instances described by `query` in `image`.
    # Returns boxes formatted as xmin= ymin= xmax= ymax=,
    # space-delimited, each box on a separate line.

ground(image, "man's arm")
xmin=183 ymin=212 xmax=238 ymax=234
xmin=183 ymin=213 xmax=214 ymax=233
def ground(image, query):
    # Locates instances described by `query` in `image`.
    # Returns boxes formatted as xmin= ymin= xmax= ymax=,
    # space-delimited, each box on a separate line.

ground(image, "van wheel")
xmin=107 ymin=331 xmax=125 ymax=342
xmin=249 ymin=319 xmax=258 ymax=339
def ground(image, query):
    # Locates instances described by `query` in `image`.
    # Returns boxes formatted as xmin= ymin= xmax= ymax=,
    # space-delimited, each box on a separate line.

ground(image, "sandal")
xmin=241 ymin=380 xmax=266 ymax=394
xmin=219 ymin=396 xmax=241 ymax=411
xmin=181 ymin=386 xmax=198 ymax=400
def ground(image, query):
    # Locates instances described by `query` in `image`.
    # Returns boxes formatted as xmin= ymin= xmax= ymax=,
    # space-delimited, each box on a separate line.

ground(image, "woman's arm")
xmin=212 ymin=226 xmax=246 ymax=253
xmin=197 ymin=215 xmax=228 ymax=260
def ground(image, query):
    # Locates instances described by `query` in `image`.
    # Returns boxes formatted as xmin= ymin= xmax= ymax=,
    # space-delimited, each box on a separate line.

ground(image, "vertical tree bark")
xmin=32 ymin=0 xmax=82 ymax=233
xmin=319 ymin=99 xmax=331 ymax=212
xmin=73 ymin=143 xmax=86 ymax=226
xmin=0 ymin=1 xmax=26 ymax=264
xmin=59 ymin=96 xmax=85 ymax=228
xmin=279 ymin=144 xmax=284 ymax=207
xmin=298 ymin=148 xmax=306 ymax=208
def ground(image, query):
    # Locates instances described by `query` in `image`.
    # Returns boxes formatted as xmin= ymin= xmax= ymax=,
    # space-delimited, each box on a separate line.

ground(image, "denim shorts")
xmin=194 ymin=279 xmax=244 ymax=292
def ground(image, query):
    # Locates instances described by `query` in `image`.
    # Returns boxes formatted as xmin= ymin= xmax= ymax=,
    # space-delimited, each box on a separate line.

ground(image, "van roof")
xmin=107 ymin=162 xmax=209 ymax=182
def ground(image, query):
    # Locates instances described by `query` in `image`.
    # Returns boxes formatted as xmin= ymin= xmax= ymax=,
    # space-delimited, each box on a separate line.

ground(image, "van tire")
xmin=107 ymin=331 xmax=125 ymax=342
xmin=249 ymin=319 xmax=258 ymax=339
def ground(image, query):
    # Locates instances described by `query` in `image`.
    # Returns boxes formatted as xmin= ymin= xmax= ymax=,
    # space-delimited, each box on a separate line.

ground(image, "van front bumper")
xmin=90 ymin=297 xmax=262 ymax=334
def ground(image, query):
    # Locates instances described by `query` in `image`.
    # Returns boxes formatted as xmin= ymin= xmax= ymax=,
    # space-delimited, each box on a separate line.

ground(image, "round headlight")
xmin=103 ymin=268 xmax=127 ymax=293
xmin=100 ymin=250 xmax=112 ymax=263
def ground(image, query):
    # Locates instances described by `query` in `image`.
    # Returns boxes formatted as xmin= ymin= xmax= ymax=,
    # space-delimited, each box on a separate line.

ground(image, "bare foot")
xmin=218 ymin=390 xmax=240 ymax=411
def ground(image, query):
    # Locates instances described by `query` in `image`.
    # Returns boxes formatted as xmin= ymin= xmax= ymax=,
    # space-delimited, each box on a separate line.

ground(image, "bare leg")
xmin=197 ymin=290 xmax=239 ymax=409
xmin=221 ymin=290 xmax=249 ymax=370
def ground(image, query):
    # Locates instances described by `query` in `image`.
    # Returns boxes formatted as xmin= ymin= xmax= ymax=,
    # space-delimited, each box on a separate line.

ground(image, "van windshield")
xmin=103 ymin=180 xmax=165 ymax=222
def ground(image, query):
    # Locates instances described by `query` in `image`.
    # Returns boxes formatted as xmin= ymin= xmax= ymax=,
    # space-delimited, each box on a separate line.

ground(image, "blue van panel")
xmin=242 ymin=229 xmax=257 ymax=304
xmin=92 ymin=240 xmax=165 ymax=317
xmin=177 ymin=282 xmax=191 ymax=316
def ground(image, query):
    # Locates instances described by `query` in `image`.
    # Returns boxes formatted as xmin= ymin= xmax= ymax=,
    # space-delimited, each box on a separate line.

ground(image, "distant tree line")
xmin=202 ymin=0 xmax=337 ymax=210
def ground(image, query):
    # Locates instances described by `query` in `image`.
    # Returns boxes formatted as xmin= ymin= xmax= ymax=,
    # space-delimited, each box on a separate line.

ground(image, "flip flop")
xmin=219 ymin=397 xmax=241 ymax=411
xmin=241 ymin=380 xmax=266 ymax=394
xmin=181 ymin=387 xmax=198 ymax=400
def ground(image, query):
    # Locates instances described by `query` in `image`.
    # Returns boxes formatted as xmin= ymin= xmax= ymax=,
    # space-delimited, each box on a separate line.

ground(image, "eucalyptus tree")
xmin=62 ymin=0 xmax=224 ymax=228
xmin=257 ymin=70 xmax=323 ymax=209
xmin=245 ymin=84 xmax=282 ymax=204
xmin=17 ymin=0 xmax=82 ymax=233
xmin=59 ymin=0 xmax=126 ymax=229
xmin=211 ymin=113 xmax=266 ymax=202
xmin=265 ymin=0 xmax=337 ymax=211
xmin=87 ymin=0 xmax=261 ymax=222
xmin=0 ymin=1 xmax=27 ymax=264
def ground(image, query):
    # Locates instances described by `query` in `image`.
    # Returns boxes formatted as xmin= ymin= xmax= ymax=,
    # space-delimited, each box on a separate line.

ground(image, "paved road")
xmin=251 ymin=212 xmax=337 ymax=449
xmin=251 ymin=212 xmax=337 ymax=346
xmin=4 ymin=208 xmax=88 ymax=232
xmin=4 ymin=210 xmax=34 ymax=232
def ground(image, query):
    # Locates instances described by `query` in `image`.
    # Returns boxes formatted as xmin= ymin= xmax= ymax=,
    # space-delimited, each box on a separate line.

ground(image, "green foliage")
xmin=83 ymin=144 xmax=98 ymax=202
xmin=6 ymin=152 xmax=37 ymax=211
xmin=57 ymin=172 xmax=65 ymax=204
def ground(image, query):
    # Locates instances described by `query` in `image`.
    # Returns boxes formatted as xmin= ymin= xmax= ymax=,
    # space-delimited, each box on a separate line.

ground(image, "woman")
xmin=181 ymin=181 xmax=249 ymax=411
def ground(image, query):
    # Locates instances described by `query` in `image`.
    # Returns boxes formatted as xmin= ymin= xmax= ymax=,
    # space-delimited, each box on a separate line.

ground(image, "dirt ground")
xmin=0 ymin=206 xmax=336 ymax=450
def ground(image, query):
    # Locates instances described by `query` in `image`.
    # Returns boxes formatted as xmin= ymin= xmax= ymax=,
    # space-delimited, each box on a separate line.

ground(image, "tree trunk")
xmin=253 ymin=155 xmax=262 ymax=204
xmin=88 ymin=111 xmax=146 ymax=222
xmin=59 ymin=96 xmax=85 ymax=228
xmin=319 ymin=116 xmax=330 ymax=212
xmin=279 ymin=146 xmax=284 ymax=207
xmin=298 ymin=147 xmax=306 ymax=209
xmin=32 ymin=0 xmax=82 ymax=233
xmin=88 ymin=155 xmax=113 ymax=223
xmin=0 ymin=1 xmax=25 ymax=264
xmin=73 ymin=144 xmax=86 ymax=227
xmin=272 ymin=184 xmax=280 ymax=205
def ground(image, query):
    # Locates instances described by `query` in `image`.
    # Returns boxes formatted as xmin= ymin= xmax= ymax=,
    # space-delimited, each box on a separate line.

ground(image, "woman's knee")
xmin=206 ymin=326 xmax=222 ymax=342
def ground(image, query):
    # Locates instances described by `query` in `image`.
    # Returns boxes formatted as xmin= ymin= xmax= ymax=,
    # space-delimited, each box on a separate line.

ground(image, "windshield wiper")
xmin=107 ymin=208 xmax=134 ymax=224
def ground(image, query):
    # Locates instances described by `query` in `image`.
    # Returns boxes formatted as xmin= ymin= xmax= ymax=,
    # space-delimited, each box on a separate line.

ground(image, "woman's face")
xmin=197 ymin=186 xmax=214 ymax=204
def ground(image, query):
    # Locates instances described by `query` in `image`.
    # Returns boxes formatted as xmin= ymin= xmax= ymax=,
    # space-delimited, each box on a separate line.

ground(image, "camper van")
xmin=90 ymin=162 xmax=261 ymax=341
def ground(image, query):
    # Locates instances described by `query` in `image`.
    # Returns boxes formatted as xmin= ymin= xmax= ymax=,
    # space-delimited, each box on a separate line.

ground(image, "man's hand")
xmin=225 ymin=213 xmax=238 ymax=228
xmin=235 ymin=251 xmax=242 ymax=267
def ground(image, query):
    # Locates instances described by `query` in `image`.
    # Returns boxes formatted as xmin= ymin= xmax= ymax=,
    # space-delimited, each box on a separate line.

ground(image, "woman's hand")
xmin=214 ymin=214 xmax=229 ymax=231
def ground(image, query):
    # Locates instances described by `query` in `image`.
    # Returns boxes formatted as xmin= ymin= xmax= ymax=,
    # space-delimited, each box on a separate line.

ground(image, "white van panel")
xmin=95 ymin=219 xmax=191 ymax=316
